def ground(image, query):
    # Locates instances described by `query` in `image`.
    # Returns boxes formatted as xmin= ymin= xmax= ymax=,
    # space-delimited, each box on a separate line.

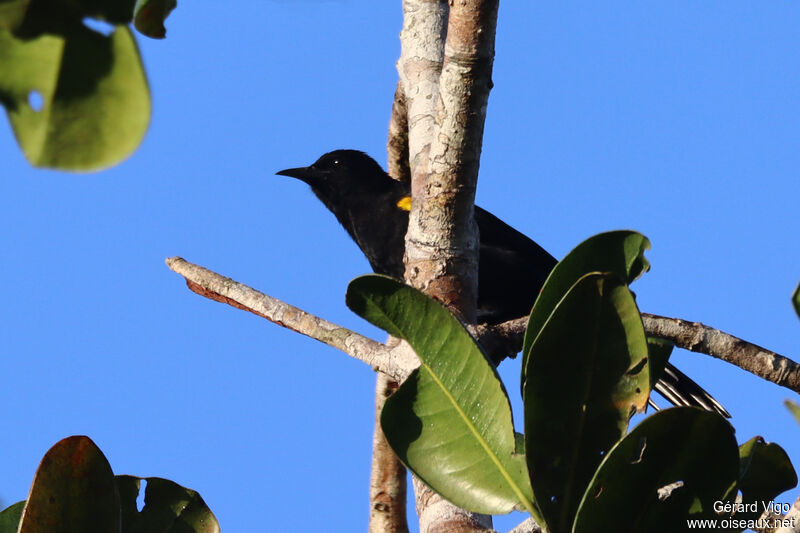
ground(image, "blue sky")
xmin=1 ymin=2 xmax=799 ymax=531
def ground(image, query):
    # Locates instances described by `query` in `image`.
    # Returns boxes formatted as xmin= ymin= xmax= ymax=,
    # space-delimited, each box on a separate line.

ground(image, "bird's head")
xmin=276 ymin=150 xmax=401 ymax=227
xmin=276 ymin=150 xmax=391 ymax=200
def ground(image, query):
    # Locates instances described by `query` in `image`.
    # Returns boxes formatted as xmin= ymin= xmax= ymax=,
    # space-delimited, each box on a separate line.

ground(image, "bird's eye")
xmin=333 ymin=160 xmax=339 ymax=165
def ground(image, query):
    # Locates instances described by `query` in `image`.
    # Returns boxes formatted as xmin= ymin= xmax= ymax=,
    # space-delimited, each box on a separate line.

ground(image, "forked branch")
xmin=167 ymin=257 xmax=800 ymax=397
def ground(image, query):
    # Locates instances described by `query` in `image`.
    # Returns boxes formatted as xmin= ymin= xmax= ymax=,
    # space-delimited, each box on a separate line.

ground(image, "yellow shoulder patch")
xmin=396 ymin=196 xmax=412 ymax=211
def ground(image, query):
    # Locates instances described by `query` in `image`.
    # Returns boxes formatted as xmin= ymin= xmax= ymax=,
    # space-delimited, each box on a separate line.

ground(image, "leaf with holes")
xmin=17 ymin=436 xmax=119 ymax=533
xmin=0 ymin=22 xmax=149 ymax=171
xmin=523 ymin=272 xmax=650 ymax=533
xmin=117 ymin=476 xmax=220 ymax=533
xmin=347 ymin=274 xmax=536 ymax=516
xmin=521 ymin=230 xmax=650 ymax=382
xmin=573 ymin=408 xmax=738 ymax=533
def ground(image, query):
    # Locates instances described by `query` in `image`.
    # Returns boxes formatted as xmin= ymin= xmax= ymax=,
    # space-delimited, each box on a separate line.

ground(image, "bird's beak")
xmin=276 ymin=166 xmax=323 ymax=184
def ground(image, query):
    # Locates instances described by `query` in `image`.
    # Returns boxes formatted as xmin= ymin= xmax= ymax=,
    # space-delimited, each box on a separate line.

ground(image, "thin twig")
xmin=475 ymin=311 xmax=800 ymax=395
xmin=165 ymin=257 xmax=417 ymax=382
xmin=642 ymin=313 xmax=800 ymax=395
xmin=167 ymin=257 xmax=800 ymax=396
xmin=168 ymin=257 xmax=800 ymax=532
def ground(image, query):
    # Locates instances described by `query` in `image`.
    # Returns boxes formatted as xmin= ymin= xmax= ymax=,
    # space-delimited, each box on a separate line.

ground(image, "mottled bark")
xmin=387 ymin=81 xmax=411 ymax=184
xmin=404 ymin=0 xmax=498 ymax=324
xmin=398 ymin=1 xmax=500 ymax=531
xmin=397 ymin=0 xmax=448 ymax=178
xmin=369 ymin=373 xmax=409 ymax=533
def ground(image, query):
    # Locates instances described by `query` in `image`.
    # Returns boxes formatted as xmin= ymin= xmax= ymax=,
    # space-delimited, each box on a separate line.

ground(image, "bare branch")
xmin=476 ymin=312 xmax=800 ymax=395
xmin=369 ymin=373 xmax=410 ymax=533
xmin=166 ymin=257 xmax=496 ymax=531
xmin=642 ymin=313 xmax=800 ymax=395
xmin=507 ymin=518 xmax=544 ymax=533
xmin=165 ymin=257 xmax=418 ymax=381
xmin=166 ymin=255 xmax=800 ymax=395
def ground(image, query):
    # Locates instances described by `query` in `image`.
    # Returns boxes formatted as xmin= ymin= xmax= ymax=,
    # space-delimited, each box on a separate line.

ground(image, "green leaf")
xmin=721 ymin=437 xmax=798 ymax=529
xmin=0 ymin=502 xmax=25 ymax=533
xmin=785 ymin=400 xmax=800 ymax=426
xmin=346 ymin=274 xmax=535 ymax=516
xmin=523 ymin=272 xmax=650 ymax=533
xmin=117 ymin=476 xmax=220 ymax=533
xmin=133 ymin=0 xmax=176 ymax=39
xmin=521 ymin=231 xmax=650 ymax=381
xmin=573 ymin=408 xmax=738 ymax=533
xmin=17 ymin=436 xmax=119 ymax=533
xmin=2 ymin=440 xmax=217 ymax=533
xmin=0 ymin=0 xmax=28 ymax=31
xmin=793 ymin=281 xmax=800 ymax=320
xmin=0 ymin=23 xmax=150 ymax=171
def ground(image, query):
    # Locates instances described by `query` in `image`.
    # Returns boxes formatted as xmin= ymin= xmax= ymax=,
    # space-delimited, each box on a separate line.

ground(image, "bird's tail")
xmin=652 ymin=363 xmax=731 ymax=418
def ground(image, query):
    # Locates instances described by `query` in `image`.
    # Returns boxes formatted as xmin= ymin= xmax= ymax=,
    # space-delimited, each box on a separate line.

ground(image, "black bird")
xmin=277 ymin=149 xmax=729 ymax=417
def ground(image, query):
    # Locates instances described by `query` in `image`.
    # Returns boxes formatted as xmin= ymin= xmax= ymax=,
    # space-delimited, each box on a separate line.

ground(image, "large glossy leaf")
xmin=346 ymin=274 xmax=536 ymax=516
xmin=0 ymin=502 xmax=25 ymax=533
xmin=0 ymin=22 xmax=150 ymax=171
xmin=521 ymin=231 xmax=650 ymax=378
xmin=573 ymin=408 xmax=738 ymax=533
xmin=133 ymin=0 xmax=176 ymax=38
xmin=117 ymin=476 xmax=220 ymax=533
xmin=17 ymin=436 xmax=119 ymax=533
xmin=523 ymin=272 xmax=650 ymax=533
xmin=720 ymin=437 xmax=798 ymax=530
